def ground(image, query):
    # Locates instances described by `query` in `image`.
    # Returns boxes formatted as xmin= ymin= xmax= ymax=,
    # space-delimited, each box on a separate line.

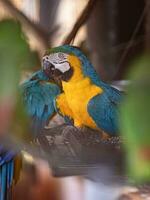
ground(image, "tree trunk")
xmin=39 ymin=0 xmax=60 ymax=43
xmin=87 ymin=0 xmax=117 ymax=81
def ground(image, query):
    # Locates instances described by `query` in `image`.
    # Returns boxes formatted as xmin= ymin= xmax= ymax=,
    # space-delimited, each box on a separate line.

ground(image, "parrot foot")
xmin=100 ymin=136 xmax=123 ymax=147
xmin=101 ymin=131 xmax=110 ymax=140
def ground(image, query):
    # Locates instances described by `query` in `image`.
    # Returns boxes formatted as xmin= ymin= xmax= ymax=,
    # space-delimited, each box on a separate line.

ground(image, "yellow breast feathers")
xmin=56 ymin=55 xmax=103 ymax=129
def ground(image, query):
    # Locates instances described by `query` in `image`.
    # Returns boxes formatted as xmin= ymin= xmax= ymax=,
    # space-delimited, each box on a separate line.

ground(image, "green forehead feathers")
xmin=45 ymin=46 xmax=74 ymax=55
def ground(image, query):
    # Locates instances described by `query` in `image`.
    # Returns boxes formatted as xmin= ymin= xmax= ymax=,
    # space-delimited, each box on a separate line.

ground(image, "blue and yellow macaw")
xmin=21 ymin=69 xmax=61 ymax=135
xmin=42 ymin=45 xmax=122 ymax=136
xmin=0 ymin=146 xmax=15 ymax=199
xmin=0 ymin=70 xmax=61 ymax=199
xmin=0 ymin=145 xmax=22 ymax=199
xmin=0 ymin=18 xmax=61 ymax=199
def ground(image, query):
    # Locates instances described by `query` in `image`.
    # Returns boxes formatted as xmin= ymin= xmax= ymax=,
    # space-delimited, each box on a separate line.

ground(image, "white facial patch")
xmin=43 ymin=52 xmax=71 ymax=73
xmin=54 ymin=62 xmax=70 ymax=73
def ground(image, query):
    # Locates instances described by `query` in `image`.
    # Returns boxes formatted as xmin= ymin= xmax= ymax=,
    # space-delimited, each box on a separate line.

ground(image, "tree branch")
xmin=0 ymin=0 xmax=98 ymax=50
xmin=0 ymin=0 xmax=50 ymax=49
xmin=114 ymin=5 xmax=147 ymax=79
xmin=62 ymin=0 xmax=98 ymax=45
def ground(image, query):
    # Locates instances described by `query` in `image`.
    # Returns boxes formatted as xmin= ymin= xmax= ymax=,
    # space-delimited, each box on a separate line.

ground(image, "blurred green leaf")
xmin=0 ymin=19 xmax=39 ymax=98
xmin=120 ymin=55 xmax=150 ymax=183
xmin=0 ymin=19 xmax=39 ymax=139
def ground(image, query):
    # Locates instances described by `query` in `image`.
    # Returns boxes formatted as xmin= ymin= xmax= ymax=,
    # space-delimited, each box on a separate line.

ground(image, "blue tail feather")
xmin=1 ymin=164 xmax=7 ymax=200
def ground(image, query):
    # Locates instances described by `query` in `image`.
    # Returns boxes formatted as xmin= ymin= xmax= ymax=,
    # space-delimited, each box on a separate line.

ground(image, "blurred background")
xmin=0 ymin=0 xmax=150 ymax=199
xmin=0 ymin=0 xmax=147 ymax=80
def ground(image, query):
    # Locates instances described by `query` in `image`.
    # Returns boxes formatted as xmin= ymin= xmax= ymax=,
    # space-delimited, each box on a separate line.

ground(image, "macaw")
xmin=0 ymin=70 xmax=61 ymax=199
xmin=42 ymin=45 xmax=122 ymax=136
xmin=21 ymin=69 xmax=61 ymax=135
xmin=0 ymin=19 xmax=39 ymax=199
xmin=0 ymin=146 xmax=15 ymax=199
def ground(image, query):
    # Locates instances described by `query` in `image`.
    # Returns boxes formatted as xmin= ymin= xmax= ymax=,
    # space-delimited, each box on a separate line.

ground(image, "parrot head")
xmin=42 ymin=45 xmax=101 ymax=84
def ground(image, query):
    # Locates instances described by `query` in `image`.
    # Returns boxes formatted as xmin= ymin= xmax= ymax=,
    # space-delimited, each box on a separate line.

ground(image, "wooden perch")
xmin=63 ymin=0 xmax=98 ymax=45
xmin=0 ymin=0 xmax=50 ymax=49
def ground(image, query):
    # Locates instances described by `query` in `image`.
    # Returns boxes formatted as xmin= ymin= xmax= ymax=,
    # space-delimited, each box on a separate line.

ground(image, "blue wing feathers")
xmin=88 ymin=85 xmax=122 ymax=135
xmin=0 ymin=71 xmax=60 ymax=197
xmin=0 ymin=145 xmax=15 ymax=199
xmin=21 ymin=70 xmax=60 ymax=133
xmin=1 ymin=164 xmax=7 ymax=200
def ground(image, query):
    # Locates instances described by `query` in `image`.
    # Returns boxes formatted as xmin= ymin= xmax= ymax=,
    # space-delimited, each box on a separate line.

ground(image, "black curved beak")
xmin=42 ymin=59 xmax=63 ymax=86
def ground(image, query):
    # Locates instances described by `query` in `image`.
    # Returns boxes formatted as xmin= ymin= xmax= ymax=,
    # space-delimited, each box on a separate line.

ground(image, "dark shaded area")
xmin=87 ymin=0 xmax=145 ymax=81
xmin=87 ymin=0 xmax=117 ymax=80
xmin=116 ymin=0 xmax=145 ymax=79
xmin=37 ymin=125 xmax=125 ymax=184
xmin=117 ymin=0 xmax=144 ymax=44
xmin=145 ymin=0 xmax=150 ymax=51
